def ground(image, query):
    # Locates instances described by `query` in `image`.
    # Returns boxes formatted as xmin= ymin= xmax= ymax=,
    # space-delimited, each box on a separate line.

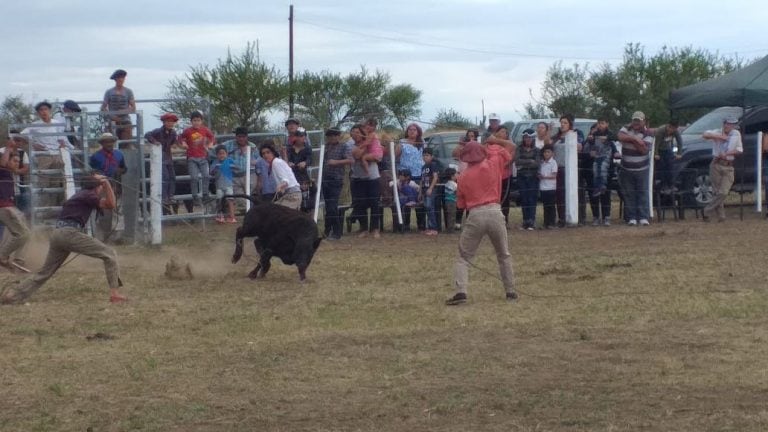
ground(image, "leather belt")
xmin=56 ymin=219 xmax=84 ymax=230
xmin=714 ymin=159 xmax=733 ymax=167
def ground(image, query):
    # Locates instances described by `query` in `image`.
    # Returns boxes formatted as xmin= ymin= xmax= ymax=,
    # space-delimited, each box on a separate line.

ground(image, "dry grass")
xmin=2 ymin=207 xmax=768 ymax=431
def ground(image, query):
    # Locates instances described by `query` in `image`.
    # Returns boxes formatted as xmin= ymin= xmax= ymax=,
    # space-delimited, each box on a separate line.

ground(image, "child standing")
xmin=210 ymin=145 xmax=238 ymax=224
xmin=588 ymin=118 xmax=619 ymax=198
xmin=392 ymin=169 xmax=420 ymax=232
xmin=539 ymin=145 xmax=558 ymax=229
xmin=420 ymin=148 xmax=440 ymax=236
xmin=179 ymin=111 xmax=215 ymax=208
xmin=443 ymin=167 xmax=458 ymax=234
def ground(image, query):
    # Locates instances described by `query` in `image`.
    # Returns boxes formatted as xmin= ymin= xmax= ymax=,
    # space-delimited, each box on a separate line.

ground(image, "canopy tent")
xmin=669 ymin=55 xmax=768 ymax=110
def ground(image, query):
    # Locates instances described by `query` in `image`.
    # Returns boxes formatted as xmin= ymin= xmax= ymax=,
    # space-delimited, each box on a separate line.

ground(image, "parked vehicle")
xmin=672 ymin=106 xmax=768 ymax=207
xmin=423 ymin=131 xmax=464 ymax=173
xmin=511 ymin=118 xmax=597 ymax=144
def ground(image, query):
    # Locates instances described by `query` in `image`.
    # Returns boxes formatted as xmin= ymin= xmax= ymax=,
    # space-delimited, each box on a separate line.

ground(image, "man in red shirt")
xmin=446 ymin=139 xmax=518 ymax=305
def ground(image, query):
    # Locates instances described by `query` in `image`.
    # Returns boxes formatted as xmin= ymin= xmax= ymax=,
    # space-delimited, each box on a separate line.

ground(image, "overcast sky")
xmin=3 ymin=0 xmax=766 ymax=130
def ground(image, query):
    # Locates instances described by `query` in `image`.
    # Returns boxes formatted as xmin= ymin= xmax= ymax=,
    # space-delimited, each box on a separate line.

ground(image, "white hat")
xmin=631 ymin=111 xmax=646 ymax=121
xmin=488 ymin=113 xmax=500 ymax=121
xmin=97 ymin=132 xmax=117 ymax=144
xmin=724 ymin=116 xmax=740 ymax=125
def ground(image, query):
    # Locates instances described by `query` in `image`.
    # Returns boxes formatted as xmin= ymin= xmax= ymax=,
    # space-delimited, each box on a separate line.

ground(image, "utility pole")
xmin=288 ymin=4 xmax=294 ymax=117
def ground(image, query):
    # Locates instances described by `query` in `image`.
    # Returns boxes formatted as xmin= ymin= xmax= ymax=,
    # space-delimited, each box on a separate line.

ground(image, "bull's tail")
xmin=232 ymin=226 xmax=245 ymax=264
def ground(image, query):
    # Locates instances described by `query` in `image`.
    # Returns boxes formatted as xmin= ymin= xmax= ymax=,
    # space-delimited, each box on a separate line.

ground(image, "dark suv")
xmin=672 ymin=106 xmax=768 ymax=207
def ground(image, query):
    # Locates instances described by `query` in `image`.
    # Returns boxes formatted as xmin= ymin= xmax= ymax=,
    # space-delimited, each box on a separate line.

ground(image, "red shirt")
xmin=180 ymin=126 xmax=216 ymax=158
xmin=456 ymin=145 xmax=511 ymax=210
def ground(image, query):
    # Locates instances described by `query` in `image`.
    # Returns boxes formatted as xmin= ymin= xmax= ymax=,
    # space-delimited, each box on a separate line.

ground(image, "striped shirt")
xmin=619 ymin=126 xmax=652 ymax=171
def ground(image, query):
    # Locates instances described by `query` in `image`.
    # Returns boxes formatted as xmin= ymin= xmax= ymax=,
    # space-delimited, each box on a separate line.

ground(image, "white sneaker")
xmin=639 ymin=219 xmax=650 ymax=226
xmin=628 ymin=219 xmax=638 ymax=226
xmin=603 ymin=219 xmax=611 ymax=226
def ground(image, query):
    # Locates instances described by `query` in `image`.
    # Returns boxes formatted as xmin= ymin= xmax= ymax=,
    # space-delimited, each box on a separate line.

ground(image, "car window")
xmin=684 ymin=107 xmax=743 ymax=135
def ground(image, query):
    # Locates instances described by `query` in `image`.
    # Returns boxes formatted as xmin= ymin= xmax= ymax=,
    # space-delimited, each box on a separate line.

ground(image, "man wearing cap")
xmin=145 ymin=113 xmax=180 ymax=212
xmin=101 ymin=69 xmax=136 ymax=141
xmin=701 ymin=117 xmax=743 ymax=222
xmin=0 ymin=136 xmax=31 ymax=272
xmin=2 ymin=131 xmax=31 ymax=216
xmin=320 ymin=127 xmax=353 ymax=239
xmin=21 ymin=101 xmax=72 ymax=208
xmin=222 ymin=127 xmax=258 ymax=212
xmin=55 ymin=100 xmax=83 ymax=150
xmin=483 ymin=113 xmax=502 ymax=141
xmin=90 ymin=133 xmax=127 ymax=241
xmin=283 ymin=118 xmax=312 ymax=158
xmin=617 ymin=111 xmax=653 ymax=226
xmin=446 ymin=138 xmax=518 ymax=305
xmin=1 ymin=175 xmax=127 ymax=305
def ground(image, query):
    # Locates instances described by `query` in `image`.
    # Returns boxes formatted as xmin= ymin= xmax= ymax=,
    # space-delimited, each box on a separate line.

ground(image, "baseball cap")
xmin=62 ymin=100 xmax=82 ymax=112
xmin=324 ymin=127 xmax=341 ymax=136
xmin=284 ymin=118 xmax=300 ymax=126
xmin=234 ymin=126 xmax=249 ymax=136
xmin=522 ymin=128 xmax=536 ymax=137
xmin=160 ymin=113 xmax=179 ymax=122
xmin=724 ymin=116 xmax=740 ymax=125
xmin=631 ymin=111 xmax=646 ymax=121
xmin=110 ymin=69 xmax=127 ymax=80
xmin=488 ymin=113 xmax=500 ymax=121
xmin=97 ymin=132 xmax=117 ymax=144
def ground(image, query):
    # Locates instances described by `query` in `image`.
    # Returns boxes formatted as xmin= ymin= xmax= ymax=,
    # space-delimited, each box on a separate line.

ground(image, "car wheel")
xmin=684 ymin=168 xmax=714 ymax=208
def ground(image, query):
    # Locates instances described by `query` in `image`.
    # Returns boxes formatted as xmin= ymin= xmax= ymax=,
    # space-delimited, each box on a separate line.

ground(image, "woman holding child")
xmin=350 ymin=120 xmax=384 ymax=238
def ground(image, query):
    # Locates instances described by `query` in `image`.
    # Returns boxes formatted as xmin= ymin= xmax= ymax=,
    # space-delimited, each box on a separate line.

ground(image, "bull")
xmin=229 ymin=195 xmax=321 ymax=282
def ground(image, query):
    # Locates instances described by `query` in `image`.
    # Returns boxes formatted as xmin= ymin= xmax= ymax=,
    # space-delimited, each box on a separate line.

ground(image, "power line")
xmin=295 ymin=19 xmax=622 ymax=62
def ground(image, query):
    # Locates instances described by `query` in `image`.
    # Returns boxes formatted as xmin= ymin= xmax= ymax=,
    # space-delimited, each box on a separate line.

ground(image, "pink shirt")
xmin=457 ymin=145 xmax=511 ymax=210
xmin=368 ymin=135 xmax=384 ymax=159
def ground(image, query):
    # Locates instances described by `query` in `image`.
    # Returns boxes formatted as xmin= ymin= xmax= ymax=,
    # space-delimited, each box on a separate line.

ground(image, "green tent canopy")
xmin=669 ymin=55 xmax=768 ymax=109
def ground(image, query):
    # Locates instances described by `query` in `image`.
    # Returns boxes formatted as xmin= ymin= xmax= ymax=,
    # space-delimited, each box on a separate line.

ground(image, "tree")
xmin=523 ymin=61 xmax=597 ymax=120
xmin=381 ymin=84 xmax=422 ymax=130
xmin=161 ymin=42 xmax=287 ymax=132
xmin=430 ymin=108 xmax=474 ymax=130
xmin=0 ymin=95 xmax=35 ymax=139
xmin=522 ymin=43 xmax=747 ymax=125
xmin=293 ymin=66 xmax=390 ymax=130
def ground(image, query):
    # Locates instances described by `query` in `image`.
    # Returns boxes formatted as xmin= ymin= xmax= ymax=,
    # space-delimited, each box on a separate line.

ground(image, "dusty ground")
xmin=1 ymin=207 xmax=768 ymax=431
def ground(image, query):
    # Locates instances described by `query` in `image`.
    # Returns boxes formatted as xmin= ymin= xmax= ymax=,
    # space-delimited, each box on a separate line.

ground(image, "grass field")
xmin=2 ymin=208 xmax=768 ymax=431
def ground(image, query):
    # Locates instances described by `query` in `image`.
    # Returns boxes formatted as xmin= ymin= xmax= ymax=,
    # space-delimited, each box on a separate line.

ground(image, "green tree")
xmin=0 ymin=95 xmax=35 ymax=139
xmin=293 ymin=66 xmax=390 ymax=129
xmin=162 ymin=42 xmax=287 ymax=132
xmin=523 ymin=61 xmax=597 ymax=119
xmin=430 ymin=108 xmax=474 ymax=130
xmin=523 ymin=43 xmax=746 ymax=126
xmin=381 ymin=84 xmax=422 ymax=130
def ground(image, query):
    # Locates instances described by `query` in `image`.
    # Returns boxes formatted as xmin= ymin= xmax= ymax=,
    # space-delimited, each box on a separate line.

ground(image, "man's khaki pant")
xmin=704 ymin=162 xmax=734 ymax=220
xmin=453 ymin=203 xmax=516 ymax=295
xmin=14 ymin=227 xmax=121 ymax=300
xmin=232 ymin=175 xmax=255 ymax=210
xmin=276 ymin=191 xmax=302 ymax=211
xmin=0 ymin=207 xmax=29 ymax=259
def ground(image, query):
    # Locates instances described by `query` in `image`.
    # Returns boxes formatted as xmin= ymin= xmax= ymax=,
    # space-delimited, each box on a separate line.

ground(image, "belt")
xmin=714 ymin=159 xmax=734 ymax=167
xmin=56 ymin=219 xmax=84 ymax=230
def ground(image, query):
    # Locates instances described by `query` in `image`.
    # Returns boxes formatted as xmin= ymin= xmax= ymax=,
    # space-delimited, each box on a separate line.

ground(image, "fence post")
xmin=565 ymin=131 xmax=578 ymax=225
xmin=757 ymin=132 xmax=763 ymax=214
xmin=150 ymin=144 xmax=163 ymax=245
xmin=389 ymin=141 xmax=402 ymax=225
xmin=120 ymin=147 xmax=139 ymax=244
xmin=245 ymin=145 xmax=252 ymax=212
xmin=647 ymin=138 xmax=655 ymax=220
xmin=313 ymin=143 xmax=326 ymax=223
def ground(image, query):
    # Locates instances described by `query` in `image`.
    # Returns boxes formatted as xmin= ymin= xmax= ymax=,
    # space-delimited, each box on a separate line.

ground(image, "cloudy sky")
xmin=3 ymin=0 xmax=766 ymax=130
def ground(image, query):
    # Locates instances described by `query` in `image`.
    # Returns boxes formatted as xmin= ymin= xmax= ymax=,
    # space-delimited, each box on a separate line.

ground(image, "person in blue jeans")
xmin=514 ymin=129 xmax=540 ymax=230
xmin=420 ymin=148 xmax=440 ymax=236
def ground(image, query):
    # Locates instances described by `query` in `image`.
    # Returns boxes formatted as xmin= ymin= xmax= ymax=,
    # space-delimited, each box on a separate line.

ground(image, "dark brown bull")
xmin=229 ymin=195 xmax=321 ymax=282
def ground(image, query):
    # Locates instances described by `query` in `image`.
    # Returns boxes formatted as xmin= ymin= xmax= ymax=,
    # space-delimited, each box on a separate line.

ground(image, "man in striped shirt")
xmin=617 ymin=111 xmax=653 ymax=226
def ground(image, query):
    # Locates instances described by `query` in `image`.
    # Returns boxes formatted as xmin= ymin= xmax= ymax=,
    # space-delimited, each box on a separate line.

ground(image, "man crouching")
xmin=1 ymin=175 xmax=127 ymax=305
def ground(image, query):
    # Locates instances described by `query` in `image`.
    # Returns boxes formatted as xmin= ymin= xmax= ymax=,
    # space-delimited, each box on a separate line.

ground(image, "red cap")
xmin=160 ymin=113 xmax=179 ymax=122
